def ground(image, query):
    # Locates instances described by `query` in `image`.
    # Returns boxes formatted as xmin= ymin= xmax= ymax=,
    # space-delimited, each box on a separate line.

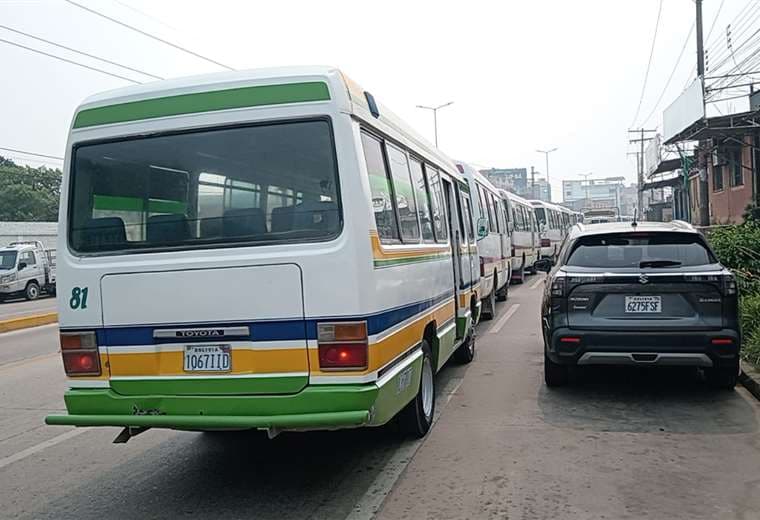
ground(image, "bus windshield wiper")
xmin=639 ymin=259 xmax=682 ymax=268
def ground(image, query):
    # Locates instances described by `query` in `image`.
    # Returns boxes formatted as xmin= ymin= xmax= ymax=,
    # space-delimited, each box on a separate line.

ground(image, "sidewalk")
xmin=375 ymin=282 xmax=760 ymax=520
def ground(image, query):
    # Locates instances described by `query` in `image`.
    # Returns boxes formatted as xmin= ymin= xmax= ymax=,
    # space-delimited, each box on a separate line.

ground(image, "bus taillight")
xmin=317 ymin=322 xmax=368 ymax=370
xmin=60 ymin=331 xmax=101 ymax=376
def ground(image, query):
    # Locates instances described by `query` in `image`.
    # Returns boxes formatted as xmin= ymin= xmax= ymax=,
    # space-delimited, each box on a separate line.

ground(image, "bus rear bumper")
xmin=45 ymin=384 xmax=378 ymax=431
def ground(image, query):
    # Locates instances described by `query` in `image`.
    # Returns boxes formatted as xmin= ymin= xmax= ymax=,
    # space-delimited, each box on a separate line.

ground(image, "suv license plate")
xmin=625 ymin=296 xmax=662 ymax=313
xmin=184 ymin=345 xmax=231 ymax=372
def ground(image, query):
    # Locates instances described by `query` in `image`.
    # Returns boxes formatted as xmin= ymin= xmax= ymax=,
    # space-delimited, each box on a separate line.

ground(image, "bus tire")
xmin=481 ymin=283 xmax=496 ymax=321
xmin=513 ymin=256 xmax=525 ymax=284
xmin=399 ymin=341 xmax=435 ymax=438
xmin=496 ymin=270 xmax=508 ymax=301
xmin=25 ymin=281 xmax=40 ymax=301
xmin=453 ymin=324 xmax=475 ymax=364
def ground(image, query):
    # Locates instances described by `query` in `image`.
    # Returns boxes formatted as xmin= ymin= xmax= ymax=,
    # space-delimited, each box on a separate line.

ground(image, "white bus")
xmin=46 ymin=66 xmax=481 ymax=440
xmin=455 ymin=161 xmax=511 ymax=319
xmin=530 ymin=200 xmax=564 ymax=260
xmin=501 ymin=190 xmax=539 ymax=284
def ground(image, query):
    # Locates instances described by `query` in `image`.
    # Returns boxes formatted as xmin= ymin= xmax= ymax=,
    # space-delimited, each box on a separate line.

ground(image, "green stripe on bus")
xmin=73 ymin=81 xmax=331 ymax=128
xmin=373 ymin=252 xmax=451 ymax=268
xmin=93 ymin=195 xmax=187 ymax=214
xmin=109 ymin=375 xmax=308 ymax=396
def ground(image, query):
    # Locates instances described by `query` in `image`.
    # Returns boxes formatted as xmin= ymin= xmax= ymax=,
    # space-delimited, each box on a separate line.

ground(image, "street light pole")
xmin=579 ymin=172 xmax=592 ymax=211
xmin=536 ymin=147 xmax=558 ymax=201
xmin=416 ymin=102 xmax=454 ymax=147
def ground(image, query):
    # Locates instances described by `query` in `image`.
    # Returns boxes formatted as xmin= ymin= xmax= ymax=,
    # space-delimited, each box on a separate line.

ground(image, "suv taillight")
xmin=685 ymin=273 xmax=737 ymax=296
xmin=60 ymin=331 xmax=101 ymax=376
xmin=317 ymin=321 xmax=368 ymax=370
xmin=550 ymin=276 xmax=566 ymax=297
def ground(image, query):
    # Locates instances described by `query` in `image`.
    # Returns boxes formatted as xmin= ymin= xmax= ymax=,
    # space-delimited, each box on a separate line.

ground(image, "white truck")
xmin=0 ymin=241 xmax=56 ymax=301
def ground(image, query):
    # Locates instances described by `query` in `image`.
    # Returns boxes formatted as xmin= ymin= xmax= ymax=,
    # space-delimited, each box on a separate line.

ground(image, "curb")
xmin=739 ymin=360 xmax=760 ymax=402
xmin=0 ymin=312 xmax=58 ymax=333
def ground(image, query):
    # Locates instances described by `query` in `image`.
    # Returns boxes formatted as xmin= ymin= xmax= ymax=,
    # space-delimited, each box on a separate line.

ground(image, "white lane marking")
xmin=488 ymin=304 xmax=520 ymax=335
xmin=530 ymin=275 xmax=545 ymax=290
xmin=345 ymin=376 xmax=464 ymax=520
xmin=0 ymin=322 xmax=58 ymax=338
xmin=0 ymin=428 xmax=89 ymax=470
xmin=0 ymin=352 xmax=58 ymax=372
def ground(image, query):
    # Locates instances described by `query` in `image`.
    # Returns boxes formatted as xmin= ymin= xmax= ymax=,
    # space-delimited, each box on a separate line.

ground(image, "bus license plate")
xmin=184 ymin=345 xmax=231 ymax=372
xmin=625 ymin=296 xmax=662 ymax=313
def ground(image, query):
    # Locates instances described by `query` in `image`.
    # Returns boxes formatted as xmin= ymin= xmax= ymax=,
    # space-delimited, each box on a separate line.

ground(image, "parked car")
xmin=538 ymin=220 xmax=741 ymax=389
xmin=0 ymin=241 xmax=56 ymax=301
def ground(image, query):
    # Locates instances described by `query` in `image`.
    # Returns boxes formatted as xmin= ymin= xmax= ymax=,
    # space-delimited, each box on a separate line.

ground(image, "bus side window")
xmin=476 ymin=185 xmax=489 ymax=231
xmin=409 ymin=157 xmax=435 ymax=243
xmin=463 ymin=196 xmax=475 ymax=242
xmin=491 ymin=194 xmax=501 ymax=233
xmin=385 ymin=143 xmax=421 ymax=243
xmin=361 ymin=132 xmax=400 ymax=243
xmin=426 ymin=166 xmax=448 ymax=243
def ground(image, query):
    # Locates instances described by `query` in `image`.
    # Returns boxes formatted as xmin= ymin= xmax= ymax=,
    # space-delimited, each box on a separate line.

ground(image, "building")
xmin=562 ymin=177 xmax=627 ymax=213
xmin=480 ymin=168 xmax=528 ymax=194
xmin=481 ymin=167 xmax=552 ymax=201
xmin=0 ymin=222 xmax=57 ymax=249
xmin=664 ymin=109 xmax=760 ymax=225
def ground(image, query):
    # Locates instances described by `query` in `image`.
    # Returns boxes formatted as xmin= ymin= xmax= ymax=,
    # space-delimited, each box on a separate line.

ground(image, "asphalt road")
xmin=1 ymin=276 xmax=760 ymax=519
xmin=0 ymin=296 xmax=58 ymax=321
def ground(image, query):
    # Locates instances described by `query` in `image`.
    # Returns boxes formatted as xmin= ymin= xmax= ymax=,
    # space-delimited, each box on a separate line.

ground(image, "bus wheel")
xmin=25 ymin=282 xmax=40 ymax=301
xmin=513 ymin=256 xmax=525 ymax=284
xmin=399 ymin=341 xmax=435 ymax=437
xmin=481 ymin=285 xmax=496 ymax=321
xmin=453 ymin=324 xmax=475 ymax=364
xmin=496 ymin=270 xmax=508 ymax=301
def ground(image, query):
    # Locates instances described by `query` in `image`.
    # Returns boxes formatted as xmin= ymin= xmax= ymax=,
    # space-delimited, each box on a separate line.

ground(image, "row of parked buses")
xmin=47 ymin=66 xmax=579 ymax=442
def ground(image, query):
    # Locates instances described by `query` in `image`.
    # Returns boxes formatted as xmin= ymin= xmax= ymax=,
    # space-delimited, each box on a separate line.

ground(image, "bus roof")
xmin=70 ymin=65 xmax=464 ymax=184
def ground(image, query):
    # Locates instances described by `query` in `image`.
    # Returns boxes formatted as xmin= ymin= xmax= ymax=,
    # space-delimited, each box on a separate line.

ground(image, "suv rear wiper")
xmin=639 ymin=259 xmax=682 ymax=268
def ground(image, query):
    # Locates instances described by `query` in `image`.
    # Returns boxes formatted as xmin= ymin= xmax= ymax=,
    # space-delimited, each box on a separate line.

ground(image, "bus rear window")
xmin=566 ymin=232 xmax=716 ymax=268
xmin=69 ymin=119 xmax=341 ymax=254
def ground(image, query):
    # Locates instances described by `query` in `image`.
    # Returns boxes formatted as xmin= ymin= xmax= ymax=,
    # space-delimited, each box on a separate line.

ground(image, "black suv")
xmin=538 ymin=221 xmax=740 ymax=389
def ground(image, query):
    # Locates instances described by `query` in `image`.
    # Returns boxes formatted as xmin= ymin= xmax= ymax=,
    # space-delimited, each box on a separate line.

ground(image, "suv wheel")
xmin=705 ymin=358 xmax=739 ymax=390
xmin=544 ymin=352 xmax=569 ymax=387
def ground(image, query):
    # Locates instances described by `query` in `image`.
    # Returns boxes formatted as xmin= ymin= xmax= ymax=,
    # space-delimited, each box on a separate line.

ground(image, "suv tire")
xmin=544 ymin=352 xmax=569 ymax=387
xmin=705 ymin=358 xmax=739 ymax=390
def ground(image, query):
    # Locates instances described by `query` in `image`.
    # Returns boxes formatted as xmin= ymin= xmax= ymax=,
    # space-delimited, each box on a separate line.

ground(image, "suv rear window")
xmin=566 ymin=232 xmax=716 ymax=268
xmin=69 ymin=119 xmax=340 ymax=254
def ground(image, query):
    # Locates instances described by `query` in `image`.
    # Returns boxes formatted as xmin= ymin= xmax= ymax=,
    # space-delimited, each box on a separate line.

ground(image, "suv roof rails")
xmin=670 ymin=220 xmax=696 ymax=231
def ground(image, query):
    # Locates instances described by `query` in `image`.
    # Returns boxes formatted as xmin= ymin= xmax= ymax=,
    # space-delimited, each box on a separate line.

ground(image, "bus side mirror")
xmin=477 ymin=218 xmax=488 ymax=238
xmin=534 ymin=258 xmax=553 ymax=272
xmin=18 ymin=262 xmax=27 ymax=271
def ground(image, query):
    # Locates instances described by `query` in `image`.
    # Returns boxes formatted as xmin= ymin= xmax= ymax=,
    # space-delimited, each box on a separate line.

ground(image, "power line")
xmin=0 ymin=146 xmax=64 ymax=161
xmin=63 ymin=0 xmax=234 ymax=71
xmin=642 ymin=20 xmax=696 ymax=127
xmin=631 ymin=0 xmax=664 ymax=128
xmin=0 ymin=23 xmax=164 ymax=80
xmin=0 ymin=37 xmax=141 ymax=83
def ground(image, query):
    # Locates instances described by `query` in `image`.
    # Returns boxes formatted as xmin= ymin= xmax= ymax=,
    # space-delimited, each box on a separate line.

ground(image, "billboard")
xmin=663 ymin=80 xmax=704 ymax=142
xmin=645 ymin=134 xmax=661 ymax=175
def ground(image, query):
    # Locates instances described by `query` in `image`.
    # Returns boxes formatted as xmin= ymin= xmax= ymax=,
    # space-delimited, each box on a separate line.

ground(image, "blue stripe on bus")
xmin=86 ymin=289 xmax=456 ymax=346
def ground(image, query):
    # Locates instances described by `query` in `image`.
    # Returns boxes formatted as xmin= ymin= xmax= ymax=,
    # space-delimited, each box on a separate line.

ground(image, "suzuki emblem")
xmin=639 ymin=274 xmax=649 ymax=284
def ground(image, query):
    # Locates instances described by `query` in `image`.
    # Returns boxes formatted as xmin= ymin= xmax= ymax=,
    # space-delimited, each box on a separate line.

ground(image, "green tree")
xmin=0 ymin=156 xmax=62 ymax=221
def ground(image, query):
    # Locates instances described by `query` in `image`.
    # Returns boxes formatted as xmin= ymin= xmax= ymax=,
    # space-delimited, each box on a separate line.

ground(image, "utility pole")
xmin=416 ymin=102 xmax=454 ymax=147
xmin=536 ymin=148 xmax=557 ymax=202
xmin=695 ymin=0 xmax=710 ymax=225
xmin=629 ymin=129 xmax=657 ymax=220
xmin=531 ymin=166 xmax=536 ymax=199
xmin=579 ymin=172 xmax=592 ymax=210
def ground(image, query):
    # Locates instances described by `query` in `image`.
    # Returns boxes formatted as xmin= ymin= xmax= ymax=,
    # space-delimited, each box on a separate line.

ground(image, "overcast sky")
xmin=0 ymin=0 xmax=750 ymax=200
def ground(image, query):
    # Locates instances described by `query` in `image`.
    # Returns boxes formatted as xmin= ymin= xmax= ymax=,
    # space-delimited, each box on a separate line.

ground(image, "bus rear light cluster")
xmin=541 ymin=238 xmax=551 ymax=247
xmin=317 ymin=321 xmax=368 ymax=370
xmin=60 ymin=331 xmax=101 ymax=376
